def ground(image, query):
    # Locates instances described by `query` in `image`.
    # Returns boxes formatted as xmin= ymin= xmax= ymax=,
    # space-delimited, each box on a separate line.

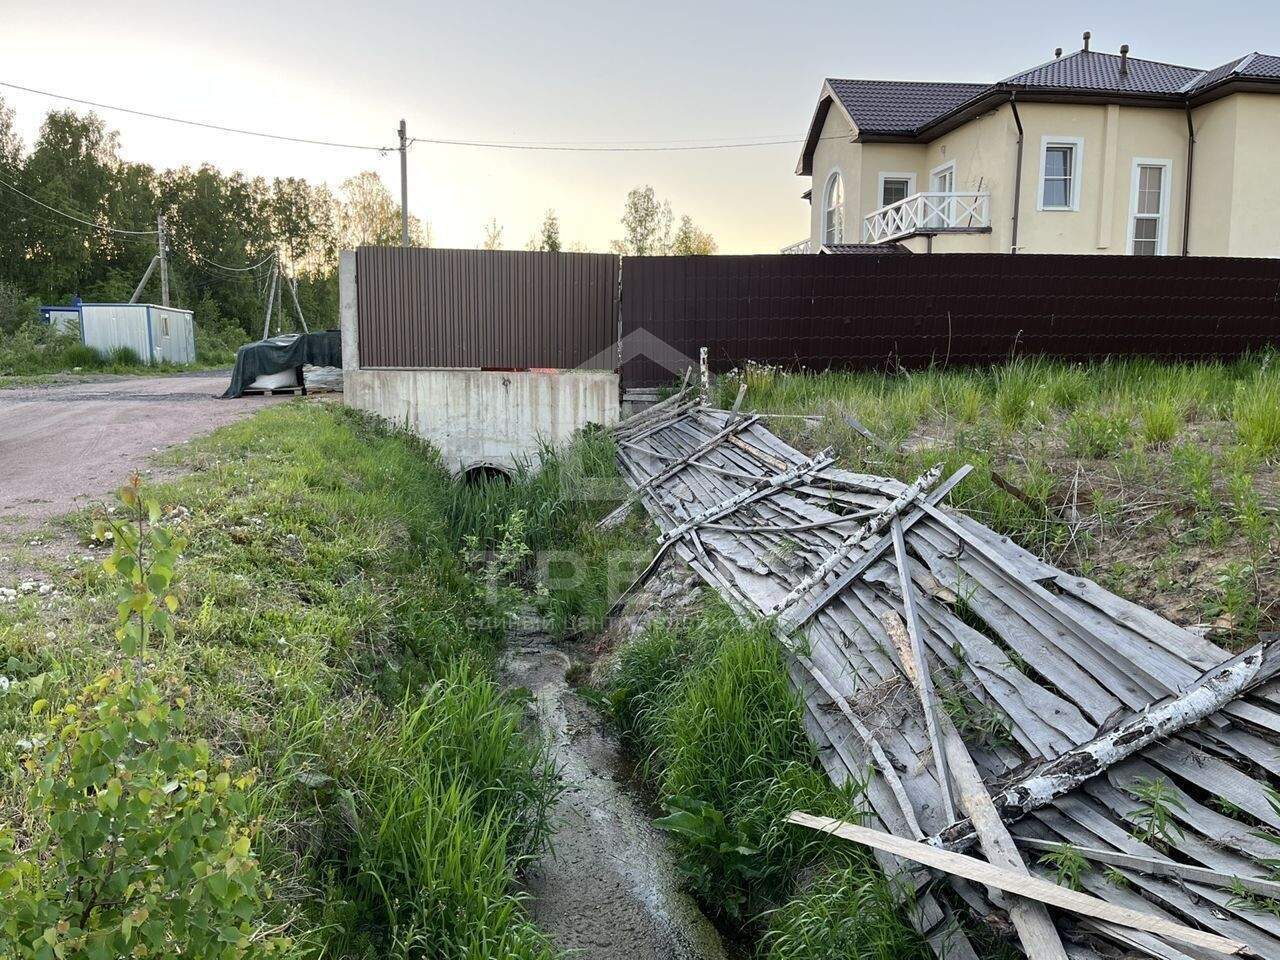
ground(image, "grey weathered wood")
xmin=778 ymin=467 xmax=973 ymax=631
xmin=932 ymin=641 xmax=1278 ymax=850
xmin=881 ymin=610 xmax=1070 ymax=960
xmin=886 ymin=534 xmax=958 ymax=824
xmin=615 ymin=406 xmax=1280 ymax=960
xmin=1014 ymin=836 xmax=1280 ymax=900
xmin=787 ymin=813 xmax=1251 ymax=956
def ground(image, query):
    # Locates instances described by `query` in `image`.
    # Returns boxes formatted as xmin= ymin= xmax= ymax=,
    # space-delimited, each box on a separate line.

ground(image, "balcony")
xmin=863 ymin=192 xmax=991 ymax=244
xmin=780 ymin=238 xmax=813 ymax=254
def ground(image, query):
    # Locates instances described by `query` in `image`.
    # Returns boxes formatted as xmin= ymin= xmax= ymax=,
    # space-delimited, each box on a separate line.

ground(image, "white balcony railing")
xmin=863 ymin=192 xmax=991 ymax=244
xmin=780 ymin=238 xmax=813 ymax=254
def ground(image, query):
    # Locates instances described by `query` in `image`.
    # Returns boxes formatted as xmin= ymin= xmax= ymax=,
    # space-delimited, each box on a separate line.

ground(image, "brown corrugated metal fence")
xmin=356 ymin=246 xmax=618 ymax=369
xmin=620 ymin=253 xmax=1280 ymax=389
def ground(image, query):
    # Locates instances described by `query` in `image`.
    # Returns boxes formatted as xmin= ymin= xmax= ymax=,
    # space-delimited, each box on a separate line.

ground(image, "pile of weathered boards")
xmin=608 ymin=388 xmax=1280 ymax=960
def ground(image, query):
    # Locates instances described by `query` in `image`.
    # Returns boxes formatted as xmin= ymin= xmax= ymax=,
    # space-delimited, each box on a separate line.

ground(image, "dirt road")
xmin=0 ymin=371 xmax=287 ymax=531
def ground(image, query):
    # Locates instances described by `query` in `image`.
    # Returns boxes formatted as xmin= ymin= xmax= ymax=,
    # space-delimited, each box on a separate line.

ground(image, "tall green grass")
xmin=0 ymin=404 xmax=563 ymax=958
xmin=607 ymin=602 xmax=897 ymax=933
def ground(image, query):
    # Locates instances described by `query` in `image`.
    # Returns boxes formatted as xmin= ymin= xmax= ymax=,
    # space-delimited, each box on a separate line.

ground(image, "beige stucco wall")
xmin=1187 ymin=96 xmax=1237 ymax=256
xmin=1219 ymin=94 xmax=1280 ymax=257
xmin=806 ymin=92 xmax=1279 ymax=257
xmin=809 ymin=107 xmax=859 ymax=246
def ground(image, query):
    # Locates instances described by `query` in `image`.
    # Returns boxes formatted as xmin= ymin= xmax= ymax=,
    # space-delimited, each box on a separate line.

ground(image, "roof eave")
xmin=1187 ymin=75 xmax=1280 ymax=107
xmin=797 ymin=81 xmax=856 ymax=176
xmin=899 ymin=85 xmax=1189 ymax=142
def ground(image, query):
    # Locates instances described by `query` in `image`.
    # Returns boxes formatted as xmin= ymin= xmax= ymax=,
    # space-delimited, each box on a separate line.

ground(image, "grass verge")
xmin=0 ymin=403 xmax=562 ymax=958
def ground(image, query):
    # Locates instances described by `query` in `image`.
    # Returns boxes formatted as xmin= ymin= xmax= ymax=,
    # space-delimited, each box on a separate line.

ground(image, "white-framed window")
xmin=1038 ymin=136 xmax=1083 ymax=211
xmin=823 ymin=171 xmax=845 ymax=244
xmin=878 ymin=172 xmax=916 ymax=208
xmin=1127 ymin=157 xmax=1172 ymax=256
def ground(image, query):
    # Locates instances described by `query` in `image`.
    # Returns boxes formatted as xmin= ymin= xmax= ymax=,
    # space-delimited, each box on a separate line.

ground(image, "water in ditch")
xmin=499 ymin=624 xmax=729 ymax=960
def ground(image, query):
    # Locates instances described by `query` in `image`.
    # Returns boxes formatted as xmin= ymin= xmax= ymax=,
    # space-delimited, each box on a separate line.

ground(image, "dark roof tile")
xmin=826 ymin=79 xmax=988 ymax=136
xmin=1003 ymin=49 xmax=1202 ymax=94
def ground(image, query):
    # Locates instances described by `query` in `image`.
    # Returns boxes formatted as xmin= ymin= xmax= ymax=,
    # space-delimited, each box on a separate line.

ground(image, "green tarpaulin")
xmin=221 ymin=331 xmax=342 ymax=399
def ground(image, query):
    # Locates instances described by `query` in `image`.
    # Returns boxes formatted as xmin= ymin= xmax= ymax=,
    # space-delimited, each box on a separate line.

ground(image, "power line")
xmin=0 ymin=173 xmax=159 ymax=235
xmin=408 ymin=135 xmax=806 ymax=152
xmin=0 ymin=80 xmax=395 ymax=152
xmin=190 ymin=249 xmax=277 ymax=273
xmin=0 ymin=78 xmax=820 ymax=154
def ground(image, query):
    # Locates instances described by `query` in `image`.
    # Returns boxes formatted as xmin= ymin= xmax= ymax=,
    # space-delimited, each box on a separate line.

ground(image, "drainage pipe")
xmin=1182 ymin=104 xmax=1196 ymax=256
xmin=1009 ymin=94 xmax=1024 ymax=254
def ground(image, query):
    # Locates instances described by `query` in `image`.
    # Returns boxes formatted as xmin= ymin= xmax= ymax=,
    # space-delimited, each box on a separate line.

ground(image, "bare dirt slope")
xmin=0 ymin=371 xmax=286 ymax=532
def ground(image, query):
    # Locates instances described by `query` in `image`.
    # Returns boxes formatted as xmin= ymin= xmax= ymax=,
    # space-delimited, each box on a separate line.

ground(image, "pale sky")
xmin=2 ymin=1 xmax=1276 ymax=253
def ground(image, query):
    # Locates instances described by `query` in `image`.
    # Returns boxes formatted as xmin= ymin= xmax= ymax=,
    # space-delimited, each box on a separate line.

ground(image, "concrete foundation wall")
xmin=346 ymin=368 xmax=619 ymax=471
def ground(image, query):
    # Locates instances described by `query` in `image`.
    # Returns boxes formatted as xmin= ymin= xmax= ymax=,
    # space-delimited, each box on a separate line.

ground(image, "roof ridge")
xmin=826 ymin=77 xmax=987 ymax=87
xmin=1000 ymin=47 xmax=1086 ymax=83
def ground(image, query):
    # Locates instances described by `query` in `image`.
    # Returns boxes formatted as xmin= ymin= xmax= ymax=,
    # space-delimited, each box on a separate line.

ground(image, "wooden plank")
xmin=881 ymin=610 xmax=1070 ymax=960
xmin=886 ymin=533 xmax=958 ymax=824
xmin=1014 ymin=836 xmax=1280 ymax=901
xmin=786 ymin=813 xmax=1251 ymax=957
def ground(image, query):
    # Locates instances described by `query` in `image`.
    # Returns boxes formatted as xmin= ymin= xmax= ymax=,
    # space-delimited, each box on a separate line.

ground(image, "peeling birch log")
xmin=786 ymin=812 xmax=1251 ymax=957
xmin=770 ymin=464 xmax=945 ymax=616
xmin=881 ymin=610 xmax=1071 ymax=960
xmin=1013 ymin=836 xmax=1280 ymax=901
xmin=932 ymin=641 xmax=1280 ymax=851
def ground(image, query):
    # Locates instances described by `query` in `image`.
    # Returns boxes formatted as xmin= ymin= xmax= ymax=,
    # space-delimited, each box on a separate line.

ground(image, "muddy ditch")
xmin=499 ymin=591 xmax=731 ymax=960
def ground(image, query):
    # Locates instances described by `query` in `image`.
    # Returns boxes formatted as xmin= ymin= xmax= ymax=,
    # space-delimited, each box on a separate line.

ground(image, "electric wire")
xmin=0 ymin=80 xmax=395 ymax=152
xmin=409 ymin=135 xmax=807 ymax=152
xmin=0 ymin=173 xmax=158 ymax=235
xmin=0 ymin=79 xmax=829 ymax=154
xmin=189 ymin=249 xmax=277 ymax=272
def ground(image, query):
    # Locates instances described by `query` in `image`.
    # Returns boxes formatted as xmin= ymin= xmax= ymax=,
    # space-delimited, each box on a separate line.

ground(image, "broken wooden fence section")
xmin=610 ymin=402 xmax=1280 ymax=960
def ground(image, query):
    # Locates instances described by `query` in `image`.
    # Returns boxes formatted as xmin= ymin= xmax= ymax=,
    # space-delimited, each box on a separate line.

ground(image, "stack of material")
xmin=221 ymin=331 xmax=342 ymax=399
xmin=610 ymin=390 xmax=1280 ymax=960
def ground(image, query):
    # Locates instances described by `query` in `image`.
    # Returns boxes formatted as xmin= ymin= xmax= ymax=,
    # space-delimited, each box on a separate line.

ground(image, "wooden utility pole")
xmin=398 ymin=119 xmax=410 ymax=247
xmin=157 ymin=214 xmax=170 ymax=306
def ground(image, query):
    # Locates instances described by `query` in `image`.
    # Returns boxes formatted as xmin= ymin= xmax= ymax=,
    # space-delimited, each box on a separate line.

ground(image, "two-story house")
xmin=792 ymin=35 xmax=1280 ymax=257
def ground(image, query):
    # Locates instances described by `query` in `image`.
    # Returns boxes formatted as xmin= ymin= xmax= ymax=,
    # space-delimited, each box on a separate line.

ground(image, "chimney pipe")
xmin=1055 ymin=47 xmax=1063 ymax=59
xmin=1120 ymin=44 xmax=1130 ymax=75
xmin=1083 ymin=31 xmax=1091 ymax=52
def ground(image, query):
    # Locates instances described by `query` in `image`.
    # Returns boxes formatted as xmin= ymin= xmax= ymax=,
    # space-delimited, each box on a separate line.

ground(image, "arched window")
xmin=823 ymin=172 xmax=845 ymax=245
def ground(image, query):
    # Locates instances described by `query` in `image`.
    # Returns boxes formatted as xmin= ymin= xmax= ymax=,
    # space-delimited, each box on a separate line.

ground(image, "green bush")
xmin=0 ymin=479 xmax=278 ymax=959
xmin=0 ymin=281 xmax=39 ymax=334
xmin=107 ymin=344 xmax=144 ymax=366
xmin=61 ymin=343 xmax=103 ymax=369
xmin=0 ymin=671 xmax=273 ymax=960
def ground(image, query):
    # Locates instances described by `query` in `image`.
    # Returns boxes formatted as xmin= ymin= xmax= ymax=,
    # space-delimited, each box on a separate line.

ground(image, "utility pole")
xmin=157 ymin=213 xmax=170 ymax=306
xmin=398 ymin=119 xmax=410 ymax=247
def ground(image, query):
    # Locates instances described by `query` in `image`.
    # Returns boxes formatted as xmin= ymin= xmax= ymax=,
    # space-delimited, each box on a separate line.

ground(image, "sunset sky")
xmin=2 ymin=0 xmax=1274 ymax=253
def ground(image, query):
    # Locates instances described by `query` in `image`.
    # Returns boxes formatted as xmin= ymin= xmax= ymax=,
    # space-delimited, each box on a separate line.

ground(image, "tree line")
xmin=0 ymin=97 xmax=718 ymax=344
xmin=0 ymin=98 xmax=425 ymax=340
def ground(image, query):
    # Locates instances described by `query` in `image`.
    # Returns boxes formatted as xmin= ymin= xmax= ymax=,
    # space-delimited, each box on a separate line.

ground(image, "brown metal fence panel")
xmin=356 ymin=247 xmax=618 ymax=370
xmin=620 ymin=253 xmax=1280 ymax=389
